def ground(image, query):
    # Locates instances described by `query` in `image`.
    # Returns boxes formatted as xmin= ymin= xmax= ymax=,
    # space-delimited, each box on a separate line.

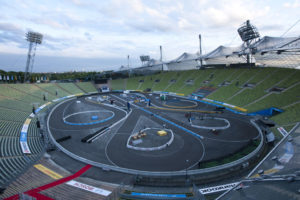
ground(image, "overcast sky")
xmin=0 ymin=0 xmax=299 ymax=72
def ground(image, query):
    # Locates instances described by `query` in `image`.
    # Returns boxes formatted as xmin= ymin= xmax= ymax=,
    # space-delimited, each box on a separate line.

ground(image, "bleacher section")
xmin=57 ymin=83 xmax=84 ymax=94
xmin=0 ymin=156 xmax=71 ymax=198
xmin=76 ymin=82 xmax=97 ymax=93
xmin=227 ymin=68 xmax=291 ymax=107
xmin=9 ymin=84 xmax=57 ymax=101
xmin=0 ymin=96 xmax=33 ymax=113
xmin=0 ymin=84 xmax=42 ymax=104
xmin=154 ymin=71 xmax=178 ymax=91
xmin=0 ymin=78 xmax=298 ymax=198
xmin=111 ymin=67 xmax=300 ymax=129
xmin=126 ymin=76 xmax=142 ymax=90
xmin=0 ymin=82 xmax=94 ymax=191
xmin=208 ymin=68 xmax=261 ymax=102
xmin=139 ymin=75 xmax=155 ymax=91
xmin=167 ymin=70 xmax=195 ymax=93
xmin=36 ymin=83 xmax=70 ymax=98
xmin=109 ymin=78 xmax=126 ymax=91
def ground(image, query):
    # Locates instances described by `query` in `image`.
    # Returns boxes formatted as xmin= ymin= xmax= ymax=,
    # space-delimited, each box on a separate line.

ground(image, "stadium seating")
xmin=0 ymin=116 xmax=43 ymax=188
xmin=152 ymin=71 xmax=178 ymax=91
xmin=167 ymin=70 xmax=195 ymax=93
xmin=0 ymin=108 xmax=29 ymax=122
xmin=57 ymin=83 xmax=84 ymax=94
xmin=35 ymin=83 xmax=70 ymax=98
xmin=227 ymin=68 xmax=292 ymax=107
xmin=0 ymin=84 xmax=50 ymax=190
xmin=0 ymin=81 xmax=100 ymax=190
xmin=0 ymin=77 xmax=298 ymax=198
xmin=110 ymin=78 xmax=126 ymax=90
xmin=175 ymin=70 xmax=204 ymax=95
xmin=0 ymin=84 xmax=41 ymax=103
xmin=207 ymin=68 xmax=261 ymax=101
xmin=0 ymin=96 xmax=32 ymax=113
xmin=139 ymin=75 xmax=154 ymax=91
xmin=75 ymin=82 xmax=97 ymax=93
xmin=0 ymin=121 xmax=23 ymax=136
xmin=111 ymin=67 xmax=300 ymax=128
xmin=9 ymin=84 xmax=57 ymax=101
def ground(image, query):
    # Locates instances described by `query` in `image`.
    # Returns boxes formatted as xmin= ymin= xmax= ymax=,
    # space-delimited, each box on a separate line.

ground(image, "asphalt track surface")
xmin=48 ymin=93 xmax=259 ymax=172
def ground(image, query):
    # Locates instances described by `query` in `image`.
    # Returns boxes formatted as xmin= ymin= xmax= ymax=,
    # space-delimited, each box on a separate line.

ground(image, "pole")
xmin=30 ymin=43 xmax=37 ymax=73
xmin=127 ymin=55 xmax=129 ymax=68
xmin=160 ymin=45 xmax=163 ymax=71
xmin=199 ymin=34 xmax=203 ymax=67
xmin=160 ymin=45 xmax=162 ymax=62
xmin=24 ymin=42 xmax=33 ymax=82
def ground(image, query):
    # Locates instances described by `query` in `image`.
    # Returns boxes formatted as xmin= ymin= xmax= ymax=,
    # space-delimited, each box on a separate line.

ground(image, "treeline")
xmin=0 ymin=69 xmax=137 ymax=84
xmin=0 ymin=70 xmax=99 ymax=83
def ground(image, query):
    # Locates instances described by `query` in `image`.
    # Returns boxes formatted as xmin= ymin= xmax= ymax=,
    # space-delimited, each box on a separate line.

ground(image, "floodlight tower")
xmin=24 ymin=31 xmax=43 ymax=82
xmin=140 ymin=55 xmax=150 ymax=65
xmin=237 ymin=20 xmax=260 ymax=63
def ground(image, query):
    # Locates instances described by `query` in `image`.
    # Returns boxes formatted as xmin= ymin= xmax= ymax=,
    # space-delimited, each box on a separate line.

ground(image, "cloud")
xmin=0 ymin=0 xmax=299 ymax=72
xmin=202 ymin=1 xmax=255 ymax=28
xmin=259 ymin=24 xmax=285 ymax=32
xmin=0 ymin=22 xmax=23 ymax=35
xmin=284 ymin=0 xmax=300 ymax=8
xmin=84 ymin=32 xmax=92 ymax=40
xmin=0 ymin=22 xmax=27 ymax=47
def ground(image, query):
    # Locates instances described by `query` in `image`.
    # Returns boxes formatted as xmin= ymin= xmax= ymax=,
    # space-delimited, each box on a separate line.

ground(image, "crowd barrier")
xmin=20 ymin=118 xmax=32 ymax=154
xmin=21 ymin=93 xmax=84 ymax=154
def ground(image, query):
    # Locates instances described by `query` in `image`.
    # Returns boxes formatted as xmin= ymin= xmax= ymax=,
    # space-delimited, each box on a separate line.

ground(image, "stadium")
xmin=0 ymin=5 xmax=300 ymax=200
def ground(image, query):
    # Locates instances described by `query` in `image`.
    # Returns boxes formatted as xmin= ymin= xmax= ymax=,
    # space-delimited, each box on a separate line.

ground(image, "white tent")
xmin=202 ymin=45 xmax=245 ymax=65
xmin=167 ymin=52 xmax=200 ymax=71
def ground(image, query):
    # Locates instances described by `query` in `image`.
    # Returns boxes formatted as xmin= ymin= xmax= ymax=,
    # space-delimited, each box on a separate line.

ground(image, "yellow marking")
xmin=176 ymin=93 xmax=185 ymax=96
xmin=45 ymin=102 xmax=52 ymax=106
xmin=235 ymin=107 xmax=247 ymax=112
xmin=75 ymin=93 xmax=84 ymax=96
xmin=202 ymin=99 xmax=247 ymax=112
xmin=34 ymin=164 xmax=63 ymax=180
xmin=163 ymin=103 xmax=197 ymax=109
xmin=150 ymin=106 xmax=220 ymax=114
xmin=250 ymin=168 xmax=279 ymax=178
xmin=24 ymin=118 xmax=31 ymax=125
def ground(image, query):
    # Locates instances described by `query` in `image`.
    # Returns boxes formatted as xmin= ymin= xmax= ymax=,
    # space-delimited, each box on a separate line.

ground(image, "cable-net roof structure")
xmin=166 ymin=52 xmax=200 ymax=71
xmin=252 ymin=36 xmax=300 ymax=68
xmin=117 ymin=34 xmax=300 ymax=73
xmin=202 ymin=45 xmax=245 ymax=65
